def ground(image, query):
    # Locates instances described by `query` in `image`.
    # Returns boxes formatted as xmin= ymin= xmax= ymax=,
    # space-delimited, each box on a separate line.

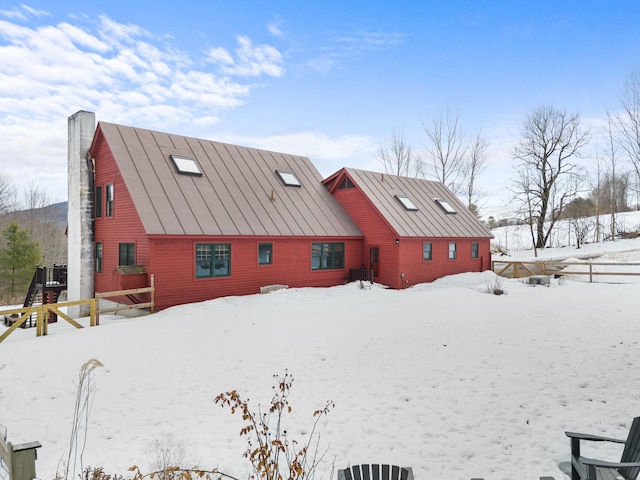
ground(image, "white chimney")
xmin=67 ymin=111 xmax=95 ymax=318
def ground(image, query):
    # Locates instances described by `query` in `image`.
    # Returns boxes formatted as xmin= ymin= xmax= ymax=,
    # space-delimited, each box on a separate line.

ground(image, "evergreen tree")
xmin=0 ymin=221 xmax=42 ymax=303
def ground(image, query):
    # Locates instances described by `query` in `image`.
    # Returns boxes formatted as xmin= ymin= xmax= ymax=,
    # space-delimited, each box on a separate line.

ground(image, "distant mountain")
xmin=1 ymin=201 xmax=68 ymax=227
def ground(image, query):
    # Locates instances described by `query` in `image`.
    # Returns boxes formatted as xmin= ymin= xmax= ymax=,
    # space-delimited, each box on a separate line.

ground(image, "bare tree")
xmin=377 ymin=130 xmax=424 ymax=177
xmin=616 ymin=71 xmax=640 ymax=199
xmin=0 ymin=175 xmax=16 ymax=216
xmin=422 ymin=109 xmax=467 ymax=194
xmin=464 ymin=132 xmax=489 ymax=216
xmin=511 ymin=104 xmax=590 ymax=249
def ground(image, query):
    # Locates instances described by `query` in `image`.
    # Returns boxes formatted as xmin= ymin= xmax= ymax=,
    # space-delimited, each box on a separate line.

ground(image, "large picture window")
xmin=119 ymin=243 xmax=136 ymax=266
xmin=196 ymin=243 xmax=231 ymax=278
xmin=311 ymin=242 xmax=344 ymax=270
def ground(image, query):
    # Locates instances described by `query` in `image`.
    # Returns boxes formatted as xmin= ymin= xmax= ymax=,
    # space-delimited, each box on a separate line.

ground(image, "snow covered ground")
xmin=2 ymin=230 xmax=640 ymax=480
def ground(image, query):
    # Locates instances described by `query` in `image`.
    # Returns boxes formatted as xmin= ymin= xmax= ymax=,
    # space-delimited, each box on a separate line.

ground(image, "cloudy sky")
xmin=1 ymin=1 xmax=639 ymax=217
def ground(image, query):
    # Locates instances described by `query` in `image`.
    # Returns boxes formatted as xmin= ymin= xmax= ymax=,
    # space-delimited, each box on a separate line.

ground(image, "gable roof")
xmin=324 ymin=168 xmax=493 ymax=239
xmin=93 ymin=122 xmax=362 ymax=237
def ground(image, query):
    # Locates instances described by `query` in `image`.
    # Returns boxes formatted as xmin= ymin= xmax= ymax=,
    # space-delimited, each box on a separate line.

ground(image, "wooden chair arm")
xmin=565 ymin=431 xmax=626 ymax=443
xmin=582 ymin=458 xmax=640 ymax=469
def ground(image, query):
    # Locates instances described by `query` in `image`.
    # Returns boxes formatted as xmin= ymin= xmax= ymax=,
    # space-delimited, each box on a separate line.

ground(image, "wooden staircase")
xmin=20 ymin=265 xmax=67 ymax=327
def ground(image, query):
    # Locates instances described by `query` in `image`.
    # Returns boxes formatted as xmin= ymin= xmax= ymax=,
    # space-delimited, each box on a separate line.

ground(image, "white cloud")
xmin=0 ymin=13 xmax=286 ymax=198
xmin=307 ymin=28 xmax=405 ymax=75
xmin=208 ymin=35 xmax=284 ymax=78
xmin=0 ymin=4 xmax=48 ymax=21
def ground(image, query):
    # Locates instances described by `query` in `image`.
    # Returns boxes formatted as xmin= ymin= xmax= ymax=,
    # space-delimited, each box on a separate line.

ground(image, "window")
xmin=472 ymin=242 xmax=479 ymax=259
xmin=119 ymin=242 xmax=136 ymax=266
xmin=171 ymin=154 xmax=202 ymax=175
xmin=395 ymin=194 xmax=418 ymax=211
xmin=435 ymin=198 xmax=457 ymax=214
xmin=276 ymin=170 xmax=301 ymax=187
xmin=95 ymin=186 xmax=102 ymax=218
xmin=423 ymin=242 xmax=432 ymax=261
xmin=95 ymin=242 xmax=103 ymax=273
xmin=258 ymin=243 xmax=272 ymax=265
xmin=338 ymin=177 xmax=355 ymax=189
xmin=106 ymin=184 xmax=114 ymax=217
xmin=311 ymin=242 xmax=344 ymax=270
xmin=196 ymin=243 xmax=231 ymax=278
xmin=448 ymin=242 xmax=457 ymax=260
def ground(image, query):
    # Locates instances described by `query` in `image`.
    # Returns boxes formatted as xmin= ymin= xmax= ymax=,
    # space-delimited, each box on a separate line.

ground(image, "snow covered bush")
xmin=486 ymin=276 xmax=505 ymax=295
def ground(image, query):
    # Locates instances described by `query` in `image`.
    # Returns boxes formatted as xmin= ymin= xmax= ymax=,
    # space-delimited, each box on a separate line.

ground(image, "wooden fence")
xmin=0 ymin=277 xmax=154 ymax=344
xmin=492 ymin=260 xmax=640 ymax=283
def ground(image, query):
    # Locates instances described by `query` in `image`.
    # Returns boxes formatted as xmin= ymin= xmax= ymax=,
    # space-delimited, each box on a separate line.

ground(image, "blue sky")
xmin=1 ymin=1 xmax=639 ymax=218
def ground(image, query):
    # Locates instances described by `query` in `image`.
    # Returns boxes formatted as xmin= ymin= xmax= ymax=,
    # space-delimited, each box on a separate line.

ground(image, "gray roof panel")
xmin=96 ymin=122 xmax=362 ymax=238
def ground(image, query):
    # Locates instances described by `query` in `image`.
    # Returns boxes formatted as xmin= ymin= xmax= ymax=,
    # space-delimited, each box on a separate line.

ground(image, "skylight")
xmin=395 ymin=194 xmax=418 ymax=211
xmin=276 ymin=170 xmax=301 ymax=187
xmin=171 ymin=154 xmax=202 ymax=176
xmin=435 ymin=198 xmax=457 ymax=214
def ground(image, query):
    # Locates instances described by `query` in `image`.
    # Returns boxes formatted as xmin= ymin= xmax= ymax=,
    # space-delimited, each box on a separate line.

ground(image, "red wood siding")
xmin=149 ymin=236 xmax=363 ymax=310
xmin=397 ymin=238 xmax=492 ymax=288
xmin=333 ymin=187 xmax=401 ymax=288
xmin=93 ymin=132 xmax=150 ymax=293
xmin=332 ymin=184 xmax=492 ymax=289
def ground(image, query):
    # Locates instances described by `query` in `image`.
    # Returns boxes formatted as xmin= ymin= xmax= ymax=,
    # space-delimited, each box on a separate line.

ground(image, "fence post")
xmin=589 ymin=263 xmax=593 ymax=283
xmin=150 ymin=274 xmax=155 ymax=314
xmin=91 ymin=298 xmax=98 ymax=326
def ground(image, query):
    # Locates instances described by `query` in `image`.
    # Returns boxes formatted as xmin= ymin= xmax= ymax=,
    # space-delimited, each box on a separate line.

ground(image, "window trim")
xmin=276 ymin=169 xmax=302 ymax=187
xmin=105 ymin=184 xmax=114 ymax=217
xmin=435 ymin=198 xmax=457 ymax=214
xmin=195 ymin=243 xmax=232 ymax=278
xmin=311 ymin=242 xmax=345 ymax=270
xmin=118 ymin=242 xmax=136 ymax=266
xmin=423 ymin=242 xmax=432 ymax=261
xmin=258 ymin=242 xmax=273 ymax=265
xmin=170 ymin=154 xmax=202 ymax=176
xmin=95 ymin=242 xmax=103 ymax=273
xmin=448 ymin=241 xmax=457 ymax=260
xmin=95 ymin=186 xmax=102 ymax=218
xmin=395 ymin=194 xmax=418 ymax=211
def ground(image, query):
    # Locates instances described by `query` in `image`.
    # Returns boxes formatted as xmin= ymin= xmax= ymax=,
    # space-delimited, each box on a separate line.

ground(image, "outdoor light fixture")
xmin=395 ymin=239 xmax=400 ymax=245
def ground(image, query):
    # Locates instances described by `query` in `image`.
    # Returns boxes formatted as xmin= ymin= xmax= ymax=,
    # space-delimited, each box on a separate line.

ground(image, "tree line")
xmin=0 ymin=178 xmax=66 ymax=304
xmin=377 ymin=70 xmax=640 ymax=251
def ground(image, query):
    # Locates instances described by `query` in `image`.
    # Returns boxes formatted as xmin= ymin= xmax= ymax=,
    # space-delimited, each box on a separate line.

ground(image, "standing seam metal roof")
xmin=96 ymin=122 xmax=363 ymax=237
xmin=339 ymin=168 xmax=494 ymax=239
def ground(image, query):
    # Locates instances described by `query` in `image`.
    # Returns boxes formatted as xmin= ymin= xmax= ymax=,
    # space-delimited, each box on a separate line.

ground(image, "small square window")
xmin=171 ymin=155 xmax=202 ymax=175
xmin=258 ymin=243 xmax=272 ymax=265
xmin=435 ymin=198 xmax=457 ymax=214
xmin=276 ymin=170 xmax=301 ymax=187
xmin=395 ymin=195 xmax=418 ymax=211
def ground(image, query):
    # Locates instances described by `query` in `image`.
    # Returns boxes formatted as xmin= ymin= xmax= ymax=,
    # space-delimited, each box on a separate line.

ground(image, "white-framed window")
xmin=276 ymin=170 xmax=301 ymax=187
xmin=448 ymin=242 xmax=457 ymax=260
xmin=171 ymin=154 xmax=202 ymax=175
xmin=395 ymin=194 xmax=418 ymax=211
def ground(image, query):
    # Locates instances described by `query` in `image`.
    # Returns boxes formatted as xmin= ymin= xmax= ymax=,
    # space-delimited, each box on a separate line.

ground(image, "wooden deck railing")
xmin=0 ymin=276 xmax=154 ymax=344
xmin=492 ymin=260 xmax=640 ymax=283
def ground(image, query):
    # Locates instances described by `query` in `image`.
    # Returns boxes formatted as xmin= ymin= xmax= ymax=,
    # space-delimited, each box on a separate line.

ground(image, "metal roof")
xmin=96 ymin=122 xmax=363 ymax=237
xmin=332 ymin=168 xmax=494 ymax=239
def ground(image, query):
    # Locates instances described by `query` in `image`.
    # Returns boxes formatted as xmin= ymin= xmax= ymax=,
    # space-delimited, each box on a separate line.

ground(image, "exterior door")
xmin=369 ymin=246 xmax=380 ymax=278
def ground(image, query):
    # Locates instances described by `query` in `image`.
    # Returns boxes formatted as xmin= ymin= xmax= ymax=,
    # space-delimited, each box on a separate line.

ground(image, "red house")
xmin=323 ymin=168 xmax=493 ymax=289
xmin=68 ymin=112 xmax=492 ymax=312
